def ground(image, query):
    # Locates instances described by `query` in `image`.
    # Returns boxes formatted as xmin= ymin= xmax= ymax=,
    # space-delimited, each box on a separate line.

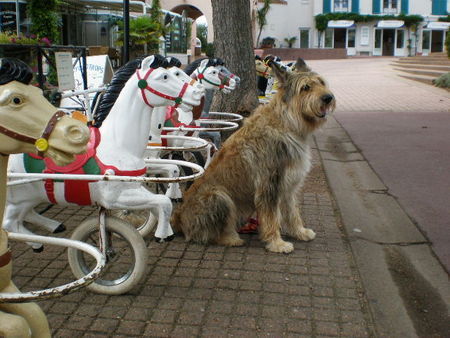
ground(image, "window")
xmin=334 ymin=0 xmax=350 ymax=12
xmin=383 ymin=0 xmax=398 ymax=14
xmin=325 ymin=29 xmax=333 ymax=48
xmin=375 ymin=29 xmax=382 ymax=49
xmin=396 ymin=30 xmax=404 ymax=48
xmin=347 ymin=29 xmax=356 ymax=47
xmin=360 ymin=26 xmax=370 ymax=46
xmin=299 ymin=29 xmax=309 ymax=48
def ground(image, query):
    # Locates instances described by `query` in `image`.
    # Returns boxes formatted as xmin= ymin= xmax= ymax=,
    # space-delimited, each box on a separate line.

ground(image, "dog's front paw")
xmin=266 ymin=239 xmax=294 ymax=253
xmin=298 ymin=228 xmax=316 ymax=241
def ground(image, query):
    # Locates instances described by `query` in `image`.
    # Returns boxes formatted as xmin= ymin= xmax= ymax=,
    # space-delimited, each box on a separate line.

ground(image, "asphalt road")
xmin=308 ymin=57 xmax=450 ymax=273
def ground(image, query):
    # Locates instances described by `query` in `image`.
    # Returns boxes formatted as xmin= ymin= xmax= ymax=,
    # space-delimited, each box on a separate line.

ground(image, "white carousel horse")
xmin=0 ymin=58 xmax=90 ymax=337
xmin=4 ymin=55 xmax=204 ymax=251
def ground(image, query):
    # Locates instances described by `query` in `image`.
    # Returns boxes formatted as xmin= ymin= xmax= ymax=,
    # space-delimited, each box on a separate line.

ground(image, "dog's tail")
xmin=173 ymin=187 xmax=236 ymax=244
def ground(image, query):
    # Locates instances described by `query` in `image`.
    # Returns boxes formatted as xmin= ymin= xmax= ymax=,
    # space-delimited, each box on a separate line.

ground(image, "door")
xmin=374 ymin=29 xmax=382 ymax=56
xmin=382 ymin=29 xmax=395 ymax=56
xmin=334 ymin=28 xmax=346 ymax=48
xmin=431 ymin=30 xmax=444 ymax=52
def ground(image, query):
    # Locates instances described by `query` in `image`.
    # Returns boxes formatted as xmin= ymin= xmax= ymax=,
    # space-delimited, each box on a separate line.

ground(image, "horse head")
xmin=136 ymin=55 xmax=204 ymax=111
xmin=255 ymin=58 xmax=272 ymax=78
xmin=0 ymin=58 xmax=90 ymax=166
xmin=191 ymin=59 xmax=236 ymax=93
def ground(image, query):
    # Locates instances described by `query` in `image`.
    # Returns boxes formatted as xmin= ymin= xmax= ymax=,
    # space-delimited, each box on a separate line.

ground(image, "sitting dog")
xmin=172 ymin=58 xmax=335 ymax=253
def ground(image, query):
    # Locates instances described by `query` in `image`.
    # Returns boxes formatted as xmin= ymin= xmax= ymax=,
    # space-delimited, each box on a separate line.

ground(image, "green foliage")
xmin=433 ymin=72 xmax=450 ymax=88
xmin=315 ymin=13 xmax=424 ymax=32
xmin=438 ymin=15 xmax=450 ymax=22
xmin=197 ymin=23 xmax=208 ymax=52
xmin=256 ymin=0 xmax=272 ymax=47
xmin=284 ymin=36 xmax=297 ymax=48
xmin=116 ymin=16 xmax=162 ymax=53
xmin=27 ymin=0 xmax=60 ymax=44
xmin=261 ymin=36 xmax=275 ymax=47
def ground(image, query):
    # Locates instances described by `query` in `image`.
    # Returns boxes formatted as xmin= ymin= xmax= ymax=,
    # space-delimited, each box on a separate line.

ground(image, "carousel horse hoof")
xmin=53 ymin=223 xmax=66 ymax=233
xmin=33 ymin=245 xmax=44 ymax=253
xmin=154 ymin=234 xmax=175 ymax=243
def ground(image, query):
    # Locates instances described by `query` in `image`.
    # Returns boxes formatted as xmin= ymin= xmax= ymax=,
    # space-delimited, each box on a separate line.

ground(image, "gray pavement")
xmin=308 ymin=57 xmax=450 ymax=336
xmin=309 ymin=57 xmax=450 ymax=272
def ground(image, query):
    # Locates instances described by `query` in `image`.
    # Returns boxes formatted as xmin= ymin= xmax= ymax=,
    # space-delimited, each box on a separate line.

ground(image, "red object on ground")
xmin=238 ymin=217 xmax=259 ymax=234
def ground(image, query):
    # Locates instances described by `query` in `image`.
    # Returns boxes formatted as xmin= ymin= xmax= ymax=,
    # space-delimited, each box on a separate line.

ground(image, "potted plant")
xmin=115 ymin=16 xmax=164 ymax=58
xmin=284 ymin=36 xmax=297 ymax=48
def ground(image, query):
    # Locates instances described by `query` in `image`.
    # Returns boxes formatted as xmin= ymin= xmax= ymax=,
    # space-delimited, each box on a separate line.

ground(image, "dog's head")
xmin=268 ymin=57 xmax=336 ymax=130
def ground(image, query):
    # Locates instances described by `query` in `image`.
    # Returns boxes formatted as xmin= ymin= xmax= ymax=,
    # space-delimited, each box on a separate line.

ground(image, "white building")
xmin=258 ymin=0 xmax=450 ymax=56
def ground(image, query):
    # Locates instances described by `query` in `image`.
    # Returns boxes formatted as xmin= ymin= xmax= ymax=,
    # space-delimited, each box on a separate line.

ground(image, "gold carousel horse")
xmin=0 ymin=58 xmax=90 ymax=337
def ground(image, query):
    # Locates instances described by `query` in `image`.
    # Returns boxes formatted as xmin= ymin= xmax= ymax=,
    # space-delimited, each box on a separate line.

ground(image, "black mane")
xmin=0 ymin=58 xmax=33 ymax=85
xmin=183 ymin=57 xmax=226 ymax=75
xmin=93 ymin=54 xmax=168 ymax=128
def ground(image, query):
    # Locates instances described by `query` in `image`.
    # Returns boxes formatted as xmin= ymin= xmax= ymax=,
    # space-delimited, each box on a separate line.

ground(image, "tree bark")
xmin=211 ymin=0 xmax=258 ymax=114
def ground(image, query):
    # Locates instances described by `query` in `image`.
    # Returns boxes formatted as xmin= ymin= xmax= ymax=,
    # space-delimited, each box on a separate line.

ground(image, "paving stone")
xmin=7 ymin=149 xmax=375 ymax=337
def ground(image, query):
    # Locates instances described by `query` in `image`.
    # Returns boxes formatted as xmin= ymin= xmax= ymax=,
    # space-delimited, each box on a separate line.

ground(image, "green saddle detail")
xmin=23 ymin=154 xmax=46 ymax=174
xmin=82 ymin=157 xmax=101 ymax=175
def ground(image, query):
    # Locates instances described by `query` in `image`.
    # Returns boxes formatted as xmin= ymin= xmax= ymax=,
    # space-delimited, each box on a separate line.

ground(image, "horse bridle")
xmin=0 ymin=110 xmax=65 ymax=157
xmin=136 ymin=68 xmax=189 ymax=109
xmin=193 ymin=66 xmax=230 ymax=90
xmin=256 ymin=63 xmax=270 ymax=78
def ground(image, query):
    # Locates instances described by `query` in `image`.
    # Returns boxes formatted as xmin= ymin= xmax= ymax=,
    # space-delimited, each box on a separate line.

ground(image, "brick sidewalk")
xmin=9 ymin=146 xmax=376 ymax=337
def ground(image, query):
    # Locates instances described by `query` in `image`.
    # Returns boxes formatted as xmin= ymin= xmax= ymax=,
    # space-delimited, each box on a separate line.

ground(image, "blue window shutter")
xmin=432 ymin=0 xmax=447 ymax=15
xmin=401 ymin=0 xmax=409 ymax=14
xmin=373 ymin=0 xmax=380 ymax=14
xmin=323 ymin=0 xmax=331 ymax=13
xmin=352 ymin=0 xmax=360 ymax=13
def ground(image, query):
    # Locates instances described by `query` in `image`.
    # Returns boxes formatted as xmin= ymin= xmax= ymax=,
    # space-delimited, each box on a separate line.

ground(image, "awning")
xmin=426 ymin=22 xmax=450 ymax=30
xmin=377 ymin=20 xmax=404 ymax=28
xmin=328 ymin=20 xmax=355 ymax=28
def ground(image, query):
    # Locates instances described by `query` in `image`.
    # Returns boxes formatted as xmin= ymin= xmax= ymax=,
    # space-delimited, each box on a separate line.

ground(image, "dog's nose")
xmin=321 ymin=94 xmax=334 ymax=104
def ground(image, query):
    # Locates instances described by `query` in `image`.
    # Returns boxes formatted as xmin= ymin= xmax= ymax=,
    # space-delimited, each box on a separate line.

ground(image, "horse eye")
xmin=212 ymin=71 xmax=217 ymax=74
xmin=175 ymin=72 xmax=180 ymax=76
xmin=13 ymin=97 xmax=22 ymax=104
xmin=163 ymin=74 xmax=168 ymax=80
xmin=302 ymin=85 xmax=310 ymax=91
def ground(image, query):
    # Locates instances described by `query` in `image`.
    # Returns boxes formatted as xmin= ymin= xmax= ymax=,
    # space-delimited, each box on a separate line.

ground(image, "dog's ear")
xmin=293 ymin=58 xmax=311 ymax=73
xmin=268 ymin=58 xmax=290 ymax=87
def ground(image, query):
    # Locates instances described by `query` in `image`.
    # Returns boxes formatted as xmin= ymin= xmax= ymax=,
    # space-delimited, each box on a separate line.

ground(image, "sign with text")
xmin=55 ymin=52 xmax=75 ymax=91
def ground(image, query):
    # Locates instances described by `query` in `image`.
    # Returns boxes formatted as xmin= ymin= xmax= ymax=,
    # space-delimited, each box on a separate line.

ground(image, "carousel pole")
xmin=123 ymin=0 xmax=130 ymax=63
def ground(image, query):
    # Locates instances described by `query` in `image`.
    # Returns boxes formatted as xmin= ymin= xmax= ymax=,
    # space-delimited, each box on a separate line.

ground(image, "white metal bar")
xmin=0 ymin=233 xmax=105 ymax=302
xmin=147 ymin=135 xmax=209 ymax=151
xmin=163 ymin=120 xmax=239 ymax=132
xmin=7 ymin=159 xmax=204 ymax=185
xmin=207 ymin=112 xmax=244 ymax=122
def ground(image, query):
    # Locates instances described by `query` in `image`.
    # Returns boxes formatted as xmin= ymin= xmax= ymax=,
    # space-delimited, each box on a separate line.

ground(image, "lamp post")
xmin=123 ymin=0 xmax=130 ymax=63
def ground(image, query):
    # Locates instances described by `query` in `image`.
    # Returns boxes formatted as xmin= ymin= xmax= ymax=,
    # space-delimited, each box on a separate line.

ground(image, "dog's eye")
xmin=302 ymin=84 xmax=310 ymax=91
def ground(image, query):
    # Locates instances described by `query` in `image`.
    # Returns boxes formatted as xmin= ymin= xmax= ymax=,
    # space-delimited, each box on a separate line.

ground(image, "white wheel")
xmin=68 ymin=216 xmax=148 ymax=295
xmin=111 ymin=209 xmax=157 ymax=237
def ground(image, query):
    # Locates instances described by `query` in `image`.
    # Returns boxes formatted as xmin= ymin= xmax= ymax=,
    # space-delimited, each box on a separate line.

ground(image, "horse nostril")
xmin=65 ymin=125 xmax=89 ymax=144
xmin=321 ymin=94 xmax=334 ymax=104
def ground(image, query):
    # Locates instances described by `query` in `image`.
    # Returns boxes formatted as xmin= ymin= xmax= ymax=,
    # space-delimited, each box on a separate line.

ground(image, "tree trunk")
xmin=211 ymin=0 xmax=258 ymax=115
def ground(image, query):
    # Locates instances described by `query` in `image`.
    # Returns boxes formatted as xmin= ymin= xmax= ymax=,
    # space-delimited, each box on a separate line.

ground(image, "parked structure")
xmin=257 ymin=0 xmax=449 ymax=56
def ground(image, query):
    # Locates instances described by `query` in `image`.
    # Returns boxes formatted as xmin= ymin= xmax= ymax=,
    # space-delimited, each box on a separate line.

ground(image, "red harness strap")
xmin=137 ymin=68 xmax=189 ymax=108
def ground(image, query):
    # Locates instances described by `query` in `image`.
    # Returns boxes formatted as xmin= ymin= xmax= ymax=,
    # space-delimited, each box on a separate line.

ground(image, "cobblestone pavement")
xmin=9 ymin=146 xmax=377 ymax=337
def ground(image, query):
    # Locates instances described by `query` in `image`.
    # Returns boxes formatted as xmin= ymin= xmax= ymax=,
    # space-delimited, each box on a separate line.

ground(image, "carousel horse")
xmin=183 ymin=58 xmax=238 ymax=150
xmin=0 ymin=58 xmax=90 ymax=337
xmin=4 ymin=55 xmax=204 ymax=250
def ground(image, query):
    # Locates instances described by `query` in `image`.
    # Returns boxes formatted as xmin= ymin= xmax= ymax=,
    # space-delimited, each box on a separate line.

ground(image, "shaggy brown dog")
xmin=172 ymin=58 xmax=335 ymax=253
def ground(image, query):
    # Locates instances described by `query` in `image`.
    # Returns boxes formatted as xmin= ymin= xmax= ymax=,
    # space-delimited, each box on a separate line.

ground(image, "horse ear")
xmin=199 ymin=59 xmax=209 ymax=69
xmin=141 ymin=55 xmax=156 ymax=70
xmin=269 ymin=60 xmax=289 ymax=87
